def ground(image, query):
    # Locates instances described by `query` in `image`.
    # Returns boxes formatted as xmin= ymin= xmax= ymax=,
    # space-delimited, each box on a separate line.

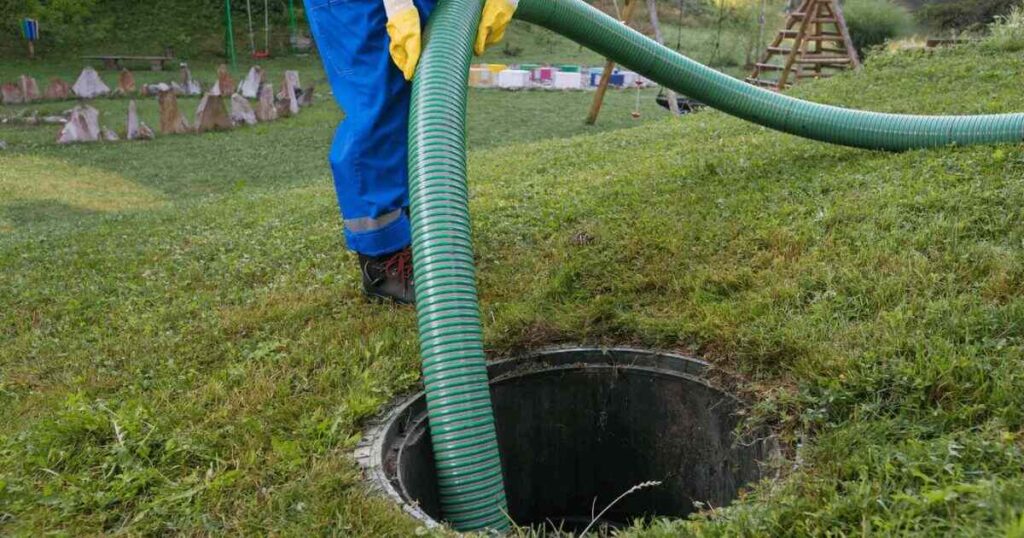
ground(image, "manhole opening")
xmin=360 ymin=348 xmax=773 ymax=534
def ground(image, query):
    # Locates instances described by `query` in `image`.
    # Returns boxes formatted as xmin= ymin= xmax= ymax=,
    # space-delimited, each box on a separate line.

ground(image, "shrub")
xmin=843 ymin=0 xmax=917 ymax=55
xmin=916 ymin=0 xmax=1019 ymax=33
xmin=984 ymin=2 xmax=1024 ymax=50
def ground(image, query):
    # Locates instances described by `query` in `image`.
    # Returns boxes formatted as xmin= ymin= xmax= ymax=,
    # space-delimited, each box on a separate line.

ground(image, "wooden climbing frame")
xmin=747 ymin=0 xmax=860 ymax=91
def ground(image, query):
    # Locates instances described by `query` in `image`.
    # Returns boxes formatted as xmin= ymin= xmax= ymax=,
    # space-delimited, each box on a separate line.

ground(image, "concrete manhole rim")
xmin=355 ymin=346 xmax=770 ymax=530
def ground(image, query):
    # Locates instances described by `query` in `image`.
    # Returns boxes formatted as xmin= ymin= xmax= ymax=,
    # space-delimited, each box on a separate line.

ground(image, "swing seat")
xmin=656 ymin=93 xmax=706 ymax=114
xmin=252 ymin=50 xmax=271 ymax=59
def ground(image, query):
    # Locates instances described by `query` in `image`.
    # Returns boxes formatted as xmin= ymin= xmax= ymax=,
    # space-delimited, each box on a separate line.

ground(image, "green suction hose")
xmin=407 ymin=0 xmax=509 ymax=531
xmin=515 ymin=0 xmax=1024 ymax=151
xmin=406 ymin=0 xmax=1023 ymax=532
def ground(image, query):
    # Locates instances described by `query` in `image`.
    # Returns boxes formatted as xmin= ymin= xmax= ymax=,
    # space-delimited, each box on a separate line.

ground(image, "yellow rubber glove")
xmin=384 ymin=0 xmax=422 ymax=81
xmin=475 ymin=0 xmax=519 ymax=56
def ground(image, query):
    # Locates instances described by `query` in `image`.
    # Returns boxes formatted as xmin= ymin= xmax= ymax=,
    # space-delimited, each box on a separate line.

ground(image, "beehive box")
xmin=498 ymin=69 xmax=530 ymax=89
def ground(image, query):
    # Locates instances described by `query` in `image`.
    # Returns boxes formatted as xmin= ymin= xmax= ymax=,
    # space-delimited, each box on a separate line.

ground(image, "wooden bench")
xmin=83 ymin=55 xmax=175 ymax=71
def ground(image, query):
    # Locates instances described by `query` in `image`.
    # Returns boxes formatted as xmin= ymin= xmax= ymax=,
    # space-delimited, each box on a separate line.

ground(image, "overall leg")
xmin=305 ymin=0 xmax=412 ymax=257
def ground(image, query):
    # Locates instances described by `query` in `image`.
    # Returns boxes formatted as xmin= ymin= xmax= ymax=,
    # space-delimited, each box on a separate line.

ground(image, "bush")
xmin=916 ymin=0 xmax=1019 ymax=32
xmin=843 ymin=0 xmax=917 ymax=55
xmin=984 ymin=2 xmax=1024 ymax=50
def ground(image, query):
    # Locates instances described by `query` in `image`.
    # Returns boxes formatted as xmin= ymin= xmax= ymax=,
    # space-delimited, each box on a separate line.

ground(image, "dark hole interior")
xmin=377 ymin=349 xmax=769 ymax=533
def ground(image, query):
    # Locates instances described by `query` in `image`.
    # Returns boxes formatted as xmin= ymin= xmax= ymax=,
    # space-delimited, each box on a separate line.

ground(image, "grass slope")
xmin=3 ymin=44 xmax=1024 ymax=536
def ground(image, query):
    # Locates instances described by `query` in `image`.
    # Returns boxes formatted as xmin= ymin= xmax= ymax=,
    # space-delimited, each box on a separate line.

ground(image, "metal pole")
xmin=225 ymin=0 xmax=237 ymax=68
xmin=288 ymin=0 xmax=298 ymax=51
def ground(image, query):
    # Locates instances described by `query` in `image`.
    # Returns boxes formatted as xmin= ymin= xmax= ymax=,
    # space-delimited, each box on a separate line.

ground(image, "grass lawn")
xmin=3 ymin=39 xmax=1024 ymax=537
xmin=1 ymin=56 xmax=671 ymax=232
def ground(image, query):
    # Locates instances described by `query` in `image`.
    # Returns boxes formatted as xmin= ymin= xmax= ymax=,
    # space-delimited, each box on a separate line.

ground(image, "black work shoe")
xmin=360 ymin=247 xmax=415 ymax=305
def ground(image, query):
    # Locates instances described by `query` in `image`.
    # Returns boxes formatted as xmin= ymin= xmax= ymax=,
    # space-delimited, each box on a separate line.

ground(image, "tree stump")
xmin=179 ymin=64 xmax=202 ymax=96
xmin=216 ymin=64 xmax=236 ymax=97
xmin=277 ymin=72 xmax=300 ymax=117
xmin=57 ymin=106 xmax=102 ymax=144
xmin=19 ymin=76 xmax=40 ymax=103
xmin=158 ymin=91 xmax=190 ymax=134
xmin=44 ymin=78 xmax=71 ymax=100
xmin=256 ymin=84 xmax=278 ymax=122
xmin=239 ymin=66 xmax=264 ymax=99
xmin=72 ymin=67 xmax=111 ymax=99
xmin=126 ymin=100 xmax=155 ymax=140
xmin=230 ymin=94 xmax=258 ymax=126
xmin=194 ymin=93 xmax=233 ymax=133
xmin=116 ymin=69 xmax=136 ymax=95
xmin=1 ymin=83 xmax=23 ymax=105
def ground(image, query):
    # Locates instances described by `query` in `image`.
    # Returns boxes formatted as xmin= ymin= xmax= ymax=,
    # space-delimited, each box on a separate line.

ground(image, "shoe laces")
xmin=383 ymin=247 xmax=414 ymax=284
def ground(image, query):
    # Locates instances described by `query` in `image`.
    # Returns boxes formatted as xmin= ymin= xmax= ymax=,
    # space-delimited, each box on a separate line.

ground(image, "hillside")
xmin=3 ymin=41 xmax=1024 ymax=536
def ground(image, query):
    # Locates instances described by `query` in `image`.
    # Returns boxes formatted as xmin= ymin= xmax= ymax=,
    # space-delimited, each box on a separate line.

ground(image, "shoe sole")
xmin=363 ymin=290 xmax=415 ymax=306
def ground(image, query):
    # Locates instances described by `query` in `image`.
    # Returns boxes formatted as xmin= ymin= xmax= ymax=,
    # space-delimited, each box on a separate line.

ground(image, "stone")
xmin=141 ymin=82 xmax=171 ymax=96
xmin=215 ymin=64 xmax=235 ymax=97
xmin=238 ymin=66 xmax=264 ymax=99
xmin=72 ymin=67 xmax=111 ymax=99
xmin=19 ymin=75 xmax=40 ymax=102
xmin=255 ymin=84 xmax=278 ymax=122
xmin=56 ymin=105 xmax=102 ymax=144
xmin=276 ymin=71 xmax=300 ymax=116
xmin=44 ymin=78 xmax=71 ymax=100
xmin=277 ymin=71 xmax=301 ymax=99
xmin=230 ymin=94 xmax=257 ymax=126
xmin=298 ymin=84 xmax=315 ymax=107
xmin=126 ymin=100 xmax=155 ymax=140
xmin=179 ymin=63 xmax=202 ymax=96
xmin=0 ymin=140 xmax=6 ymax=150
xmin=194 ymin=93 xmax=232 ymax=133
xmin=158 ymin=91 xmax=190 ymax=134
xmin=116 ymin=69 xmax=136 ymax=95
xmin=1 ymin=83 xmax=23 ymax=105
xmin=102 ymin=126 xmax=120 ymax=141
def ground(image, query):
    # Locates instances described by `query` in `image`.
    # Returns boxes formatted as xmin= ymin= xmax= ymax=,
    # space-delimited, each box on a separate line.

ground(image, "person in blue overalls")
xmin=304 ymin=0 xmax=518 ymax=304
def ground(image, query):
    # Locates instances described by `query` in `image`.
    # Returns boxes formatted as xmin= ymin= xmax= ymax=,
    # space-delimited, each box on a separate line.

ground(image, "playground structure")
xmin=402 ymin=0 xmax=1024 ymax=532
xmin=747 ymin=0 xmax=861 ymax=91
xmin=223 ymin=0 xmax=305 ymax=67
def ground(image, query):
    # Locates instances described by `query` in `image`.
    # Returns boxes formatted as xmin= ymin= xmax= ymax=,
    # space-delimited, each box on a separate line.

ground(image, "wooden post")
xmin=28 ymin=41 xmax=35 ymax=59
xmin=586 ymin=0 xmax=640 ymax=125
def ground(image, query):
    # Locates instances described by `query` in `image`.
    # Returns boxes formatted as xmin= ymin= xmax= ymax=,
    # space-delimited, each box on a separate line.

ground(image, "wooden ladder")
xmin=747 ymin=0 xmax=860 ymax=91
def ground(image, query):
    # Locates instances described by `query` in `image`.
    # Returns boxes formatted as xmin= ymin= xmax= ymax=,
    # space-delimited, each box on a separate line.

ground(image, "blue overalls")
xmin=304 ymin=0 xmax=438 ymax=256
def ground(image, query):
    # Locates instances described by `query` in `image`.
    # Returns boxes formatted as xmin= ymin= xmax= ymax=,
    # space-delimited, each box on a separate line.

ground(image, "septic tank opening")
xmin=357 ymin=348 xmax=773 ymax=534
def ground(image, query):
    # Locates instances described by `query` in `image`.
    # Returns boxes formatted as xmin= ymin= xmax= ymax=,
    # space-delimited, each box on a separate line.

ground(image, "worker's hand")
xmin=475 ymin=0 xmax=518 ymax=56
xmin=385 ymin=0 xmax=422 ymax=81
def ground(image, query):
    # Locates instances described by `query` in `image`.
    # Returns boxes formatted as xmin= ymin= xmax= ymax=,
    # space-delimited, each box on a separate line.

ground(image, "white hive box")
xmin=553 ymin=71 xmax=583 ymax=90
xmin=497 ymin=69 xmax=530 ymax=89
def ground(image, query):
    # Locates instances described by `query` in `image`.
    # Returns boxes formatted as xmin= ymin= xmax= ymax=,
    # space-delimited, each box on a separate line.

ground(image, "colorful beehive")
xmin=469 ymin=67 xmax=494 ymax=88
xmin=554 ymin=70 xmax=583 ymax=90
xmin=557 ymin=64 xmax=581 ymax=73
xmin=519 ymin=63 xmax=541 ymax=80
xmin=486 ymin=64 xmax=507 ymax=75
xmin=497 ymin=69 xmax=530 ymax=89
xmin=538 ymin=67 xmax=555 ymax=82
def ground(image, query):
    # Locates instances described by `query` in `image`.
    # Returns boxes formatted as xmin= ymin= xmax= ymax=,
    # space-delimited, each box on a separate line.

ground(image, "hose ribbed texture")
xmin=407 ymin=0 xmax=509 ymax=531
xmin=516 ymin=0 xmax=1024 ymax=151
xmin=406 ymin=0 xmax=1023 ymax=531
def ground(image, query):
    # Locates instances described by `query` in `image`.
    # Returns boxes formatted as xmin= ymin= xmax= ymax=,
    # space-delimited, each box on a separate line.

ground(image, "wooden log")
xmin=194 ymin=93 xmax=233 ymax=133
xmin=158 ymin=91 xmax=190 ymax=134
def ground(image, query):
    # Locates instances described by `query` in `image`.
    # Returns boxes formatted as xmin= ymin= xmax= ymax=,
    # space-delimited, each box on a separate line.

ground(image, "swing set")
xmin=223 ymin=0 xmax=302 ymax=67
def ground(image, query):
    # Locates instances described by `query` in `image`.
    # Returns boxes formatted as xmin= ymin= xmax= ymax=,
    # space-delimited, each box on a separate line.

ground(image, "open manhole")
xmin=357 ymin=348 xmax=774 ymax=533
